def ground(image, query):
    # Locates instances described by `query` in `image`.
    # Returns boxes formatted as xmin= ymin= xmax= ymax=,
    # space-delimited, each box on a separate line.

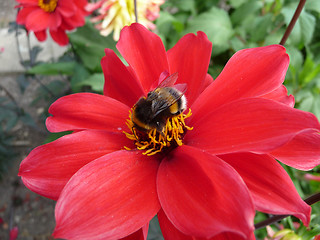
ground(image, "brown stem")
xmin=254 ymin=192 xmax=320 ymax=230
xmin=279 ymin=0 xmax=306 ymax=45
xmin=134 ymin=0 xmax=138 ymax=23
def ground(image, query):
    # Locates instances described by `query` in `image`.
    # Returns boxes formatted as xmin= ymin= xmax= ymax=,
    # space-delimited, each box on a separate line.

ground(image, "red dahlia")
xmin=16 ymin=0 xmax=89 ymax=46
xmin=19 ymin=23 xmax=320 ymax=240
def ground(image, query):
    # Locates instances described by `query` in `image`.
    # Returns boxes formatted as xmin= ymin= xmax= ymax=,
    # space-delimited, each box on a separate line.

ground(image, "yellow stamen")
xmin=38 ymin=0 xmax=58 ymax=13
xmin=123 ymin=109 xmax=193 ymax=156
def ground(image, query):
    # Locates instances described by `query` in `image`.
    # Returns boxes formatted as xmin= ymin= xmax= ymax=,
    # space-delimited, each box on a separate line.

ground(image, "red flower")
xmin=9 ymin=227 xmax=19 ymax=240
xmin=19 ymin=23 xmax=320 ymax=240
xmin=15 ymin=0 xmax=89 ymax=46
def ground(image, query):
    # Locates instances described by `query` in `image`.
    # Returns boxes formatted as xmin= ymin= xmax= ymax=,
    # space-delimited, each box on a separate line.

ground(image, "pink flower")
xmin=19 ymin=23 xmax=320 ymax=239
xmin=304 ymin=173 xmax=320 ymax=182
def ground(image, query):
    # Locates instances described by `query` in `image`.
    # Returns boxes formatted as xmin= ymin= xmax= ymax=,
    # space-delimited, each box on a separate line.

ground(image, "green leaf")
xmin=286 ymin=45 xmax=303 ymax=70
xmin=299 ymin=55 xmax=320 ymax=86
xmin=305 ymin=0 xmax=320 ymax=13
xmin=68 ymin=21 xmax=117 ymax=72
xmin=27 ymin=62 xmax=76 ymax=75
xmin=229 ymin=36 xmax=246 ymax=52
xmin=300 ymin=224 xmax=320 ymax=239
xmin=297 ymin=91 xmax=314 ymax=112
xmin=70 ymin=64 xmax=91 ymax=92
xmin=156 ymin=11 xmax=187 ymax=49
xmin=281 ymin=8 xmax=316 ymax=46
xmin=195 ymin=0 xmax=219 ymax=13
xmin=44 ymin=131 xmax=72 ymax=144
xmin=184 ymin=6 xmax=234 ymax=54
xmin=157 ymin=11 xmax=177 ymax=36
xmin=167 ymin=0 xmax=195 ymax=12
xmin=249 ymin=13 xmax=273 ymax=42
xmin=264 ymin=30 xmax=284 ymax=46
xmin=312 ymin=95 xmax=320 ymax=119
xmin=304 ymin=64 xmax=320 ymax=86
xmin=229 ymin=0 xmax=247 ymax=8
xmin=74 ymin=73 xmax=104 ymax=93
xmin=230 ymin=0 xmax=262 ymax=26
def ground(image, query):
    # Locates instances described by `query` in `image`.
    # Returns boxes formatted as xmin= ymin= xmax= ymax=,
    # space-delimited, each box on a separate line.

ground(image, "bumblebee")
xmin=131 ymin=72 xmax=187 ymax=134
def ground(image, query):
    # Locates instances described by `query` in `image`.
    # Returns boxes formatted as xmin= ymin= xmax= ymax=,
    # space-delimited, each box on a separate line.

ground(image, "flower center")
xmin=124 ymin=109 xmax=193 ymax=156
xmin=38 ymin=0 xmax=58 ymax=12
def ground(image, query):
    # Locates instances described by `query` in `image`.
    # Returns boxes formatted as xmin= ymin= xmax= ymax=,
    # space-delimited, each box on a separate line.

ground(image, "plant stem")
xmin=0 ymin=85 xmax=21 ymax=111
xmin=134 ymin=0 xmax=138 ymax=23
xmin=279 ymin=0 xmax=306 ymax=45
xmin=32 ymin=75 xmax=56 ymax=98
xmin=15 ymin=11 xmax=25 ymax=64
xmin=26 ymin=33 xmax=34 ymax=67
xmin=254 ymin=192 xmax=320 ymax=229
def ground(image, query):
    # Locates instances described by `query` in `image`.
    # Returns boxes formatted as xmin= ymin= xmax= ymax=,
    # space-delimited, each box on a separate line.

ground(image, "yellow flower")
xmin=88 ymin=0 xmax=164 ymax=40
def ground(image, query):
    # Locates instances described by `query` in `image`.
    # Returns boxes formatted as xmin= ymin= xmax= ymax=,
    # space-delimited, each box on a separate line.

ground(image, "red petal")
xmin=102 ymin=49 xmax=144 ymax=106
xmin=61 ymin=8 xmax=86 ymax=29
xmin=211 ymin=232 xmax=256 ymax=240
xmin=49 ymin=27 xmax=69 ymax=46
xmin=270 ymin=129 xmax=320 ymax=170
xmin=57 ymin=0 xmax=76 ymax=17
xmin=186 ymin=98 xmax=320 ymax=155
xmin=157 ymin=145 xmax=254 ymax=239
xmin=19 ymin=130 xmax=129 ymax=200
xmin=59 ymin=17 xmax=74 ymax=30
xmin=120 ymin=224 xmax=149 ymax=240
xmin=34 ymin=30 xmax=47 ymax=41
xmin=16 ymin=0 xmax=37 ymax=4
xmin=158 ymin=209 xmax=195 ymax=240
xmin=53 ymin=151 xmax=160 ymax=240
xmin=219 ymin=152 xmax=311 ymax=226
xmin=46 ymin=93 xmax=130 ymax=133
xmin=73 ymin=0 xmax=89 ymax=15
xmin=167 ymin=31 xmax=212 ymax=105
xmin=200 ymin=73 xmax=213 ymax=93
xmin=25 ymin=9 xmax=61 ymax=31
xmin=117 ymin=23 xmax=169 ymax=92
xmin=158 ymin=209 xmax=253 ymax=240
xmin=260 ymin=85 xmax=294 ymax=107
xmin=191 ymin=45 xmax=289 ymax=119
xmin=16 ymin=6 xmax=38 ymax=25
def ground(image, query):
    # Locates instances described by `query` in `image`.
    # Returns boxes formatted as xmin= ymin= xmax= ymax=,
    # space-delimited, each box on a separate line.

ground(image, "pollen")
xmin=124 ymin=109 xmax=193 ymax=156
xmin=38 ymin=0 xmax=58 ymax=12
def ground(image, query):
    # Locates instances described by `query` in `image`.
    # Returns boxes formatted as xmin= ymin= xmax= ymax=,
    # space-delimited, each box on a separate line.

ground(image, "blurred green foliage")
xmin=2 ymin=0 xmax=320 ymax=239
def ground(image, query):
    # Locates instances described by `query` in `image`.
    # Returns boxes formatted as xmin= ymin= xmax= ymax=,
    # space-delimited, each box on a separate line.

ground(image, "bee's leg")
xmin=156 ymin=122 xmax=165 ymax=136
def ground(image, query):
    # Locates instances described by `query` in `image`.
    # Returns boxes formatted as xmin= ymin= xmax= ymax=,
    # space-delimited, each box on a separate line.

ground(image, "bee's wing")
xmin=174 ymin=83 xmax=187 ymax=95
xmin=157 ymin=72 xmax=178 ymax=88
xmin=151 ymin=90 xmax=185 ymax=118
